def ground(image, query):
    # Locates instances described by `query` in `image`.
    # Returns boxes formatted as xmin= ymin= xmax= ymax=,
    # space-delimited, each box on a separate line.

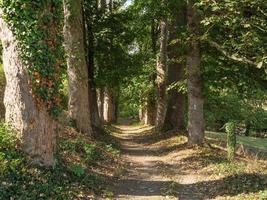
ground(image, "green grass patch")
xmin=206 ymin=131 xmax=267 ymax=151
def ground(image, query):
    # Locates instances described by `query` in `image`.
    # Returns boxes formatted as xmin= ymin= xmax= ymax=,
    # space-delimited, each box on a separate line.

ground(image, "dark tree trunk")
xmin=163 ymin=3 xmax=187 ymax=131
xmin=86 ymin=24 xmax=101 ymax=129
xmin=97 ymin=88 xmax=105 ymax=123
xmin=187 ymin=0 xmax=205 ymax=145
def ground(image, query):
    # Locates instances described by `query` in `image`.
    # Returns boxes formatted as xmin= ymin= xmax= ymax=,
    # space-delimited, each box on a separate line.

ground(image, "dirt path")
xmin=110 ymin=124 xmax=203 ymax=200
xmin=99 ymin=123 xmax=267 ymax=200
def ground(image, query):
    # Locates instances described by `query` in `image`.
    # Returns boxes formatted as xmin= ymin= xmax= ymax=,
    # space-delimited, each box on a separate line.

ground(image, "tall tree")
xmin=63 ymin=0 xmax=92 ymax=134
xmin=163 ymin=2 xmax=187 ymax=131
xmin=155 ymin=17 xmax=168 ymax=128
xmin=84 ymin=0 xmax=102 ymax=129
xmin=99 ymin=0 xmax=118 ymax=124
xmin=187 ymin=0 xmax=205 ymax=145
xmin=0 ymin=1 xmax=64 ymax=166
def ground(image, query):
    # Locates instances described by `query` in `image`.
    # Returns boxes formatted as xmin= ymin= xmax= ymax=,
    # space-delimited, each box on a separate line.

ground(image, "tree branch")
xmin=207 ymin=40 xmax=258 ymax=67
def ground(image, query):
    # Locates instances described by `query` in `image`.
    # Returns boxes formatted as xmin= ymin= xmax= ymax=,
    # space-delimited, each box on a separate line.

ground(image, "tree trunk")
xmin=155 ymin=18 xmax=168 ymax=129
xmin=141 ymin=97 xmax=156 ymax=125
xmin=87 ymin=26 xmax=101 ymax=129
xmin=163 ymin=4 xmax=186 ymax=131
xmin=97 ymin=88 xmax=105 ymax=123
xmin=139 ymin=107 xmax=145 ymax=123
xmin=0 ymin=15 xmax=56 ymax=166
xmin=103 ymin=88 xmax=116 ymax=123
xmin=187 ymin=0 xmax=205 ymax=145
xmin=63 ymin=0 xmax=92 ymax=135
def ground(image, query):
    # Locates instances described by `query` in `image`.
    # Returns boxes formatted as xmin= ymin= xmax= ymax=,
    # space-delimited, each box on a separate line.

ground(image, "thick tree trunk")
xmin=187 ymin=0 xmax=205 ymax=145
xmin=155 ymin=18 xmax=168 ymax=129
xmin=63 ymin=0 xmax=92 ymax=134
xmin=0 ymin=15 xmax=56 ymax=166
xmin=163 ymin=4 xmax=186 ymax=131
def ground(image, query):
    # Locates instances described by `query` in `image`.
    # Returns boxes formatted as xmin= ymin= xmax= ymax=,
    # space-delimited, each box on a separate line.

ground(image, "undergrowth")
xmin=0 ymin=123 xmax=121 ymax=199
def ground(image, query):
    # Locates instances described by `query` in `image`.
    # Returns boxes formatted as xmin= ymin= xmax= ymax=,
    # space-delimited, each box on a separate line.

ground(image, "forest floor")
xmin=106 ymin=123 xmax=267 ymax=200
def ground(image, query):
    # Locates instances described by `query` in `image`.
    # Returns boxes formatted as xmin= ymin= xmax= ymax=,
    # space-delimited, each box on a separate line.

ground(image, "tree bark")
xmin=103 ymin=88 xmax=116 ymax=123
xmin=155 ymin=18 xmax=168 ymax=129
xmin=0 ymin=14 xmax=56 ymax=166
xmin=87 ymin=25 xmax=101 ymax=129
xmin=63 ymin=0 xmax=92 ymax=135
xmin=140 ymin=96 xmax=156 ymax=125
xmin=163 ymin=4 xmax=186 ymax=131
xmin=97 ymin=88 xmax=105 ymax=123
xmin=187 ymin=0 xmax=205 ymax=145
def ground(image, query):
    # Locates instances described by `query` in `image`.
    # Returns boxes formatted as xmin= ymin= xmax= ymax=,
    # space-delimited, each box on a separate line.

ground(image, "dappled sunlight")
xmin=108 ymin=124 xmax=267 ymax=200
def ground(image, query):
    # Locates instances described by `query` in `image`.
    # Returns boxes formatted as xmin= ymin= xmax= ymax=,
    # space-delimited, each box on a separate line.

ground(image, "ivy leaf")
xmin=257 ymin=61 xmax=263 ymax=69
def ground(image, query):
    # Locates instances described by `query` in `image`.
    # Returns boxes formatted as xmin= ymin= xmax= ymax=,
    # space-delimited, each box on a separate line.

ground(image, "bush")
xmin=0 ymin=124 xmax=120 ymax=199
xmin=205 ymin=92 xmax=267 ymax=138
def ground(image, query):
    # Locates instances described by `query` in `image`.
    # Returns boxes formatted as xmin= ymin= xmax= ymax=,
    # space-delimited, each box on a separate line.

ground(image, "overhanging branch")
xmin=207 ymin=40 xmax=258 ymax=67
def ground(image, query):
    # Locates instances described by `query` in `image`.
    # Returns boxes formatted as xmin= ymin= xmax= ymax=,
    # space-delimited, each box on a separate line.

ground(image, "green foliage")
xmin=0 ymin=123 xmax=121 ymax=199
xmin=0 ymin=0 xmax=65 ymax=115
xmin=225 ymin=121 xmax=237 ymax=161
xmin=0 ymin=123 xmax=16 ymax=150
xmin=259 ymin=190 xmax=267 ymax=200
xmin=84 ymin=144 xmax=100 ymax=161
xmin=0 ymin=123 xmax=23 ymax=175
xmin=205 ymin=88 xmax=267 ymax=137
xmin=70 ymin=164 xmax=85 ymax=177
xmin=215 ymin=161 xmax=246 ymax=175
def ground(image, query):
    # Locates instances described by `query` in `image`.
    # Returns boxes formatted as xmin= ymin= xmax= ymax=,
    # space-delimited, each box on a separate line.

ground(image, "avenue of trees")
xmin=0 ymin=0 xmax=266 ymax=168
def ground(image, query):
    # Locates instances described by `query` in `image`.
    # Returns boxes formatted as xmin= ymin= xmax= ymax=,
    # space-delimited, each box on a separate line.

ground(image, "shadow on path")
xmin=114 ymin=173 xmax=267 ymax=199
xmin=110 ymin=123 xmax=267 ymax=200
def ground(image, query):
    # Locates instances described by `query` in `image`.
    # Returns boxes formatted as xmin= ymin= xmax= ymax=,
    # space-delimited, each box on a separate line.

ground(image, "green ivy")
xmin=225 ymin=121 xmax=237 ymax=162
xmin=0 ymin=0 xmax=65 ymax=115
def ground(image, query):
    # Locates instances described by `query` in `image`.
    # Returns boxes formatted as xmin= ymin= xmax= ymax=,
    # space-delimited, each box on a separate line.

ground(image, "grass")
xmin=164 ymin=137 xmax=267 ymax=199
xmin=206 ymin=131 xmax=267 ymax=151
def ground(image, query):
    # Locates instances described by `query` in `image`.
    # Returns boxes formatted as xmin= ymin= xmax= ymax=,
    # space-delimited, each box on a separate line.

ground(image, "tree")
xmin=103 ymin=88 xmax=116 ymax=123
xmin=163 ymin=1 xmax=187 ymax=131
xmin=155 ymin=17 xmax=168 ymax=129
xmin=0 ymin=1 xmax=64 ymax=166
xmin=187 ymin=0 xmax=205 ymax=145
xmin=84 ymin=0 xmax=102 ymax=129
xmin=63 ymin=0 xmax=92 ymax=134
